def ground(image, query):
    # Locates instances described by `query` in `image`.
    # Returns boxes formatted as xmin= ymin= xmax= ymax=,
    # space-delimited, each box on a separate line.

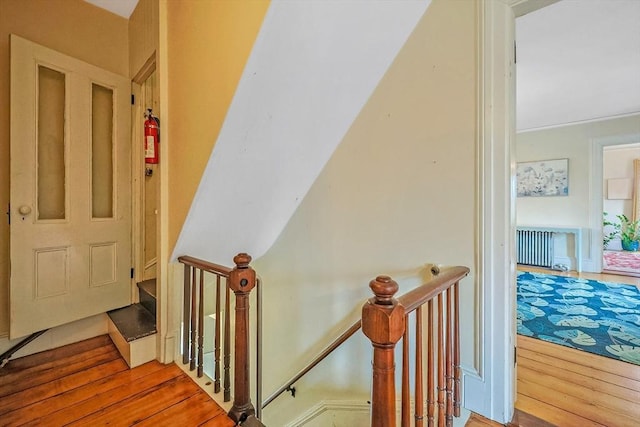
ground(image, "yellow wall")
xmin=130 ymin=0 xmax=159 ymax=79
xmin=166 ymin=0 xmax=270 ymax=253
xmin=0 ymin=0 xmax=129 ymax=335
xmin=252 ymin=0 xmax=477 ymax=423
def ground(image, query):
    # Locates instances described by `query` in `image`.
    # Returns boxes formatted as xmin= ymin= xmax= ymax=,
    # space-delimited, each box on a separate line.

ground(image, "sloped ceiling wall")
xmin=172 ymin=1 xmax=431 ymax=264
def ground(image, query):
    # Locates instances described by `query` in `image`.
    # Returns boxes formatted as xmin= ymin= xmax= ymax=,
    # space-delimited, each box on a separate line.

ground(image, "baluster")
xmin=415 ymin=306 xmax=424 ymax=427
xmin=190 ymin=267 xmax=197 ymax=371
xmin=453 ymin=281 xmax=461 ymax=417
xmin=437 ymin=293 xmax=445 ymax=427
xmin=362 ymin=275 xmax=405 ymax=427
xmin=224 ymin=277 xmax=231 ymax=402
xmin=427 ymin=299 xmax=435 ymax=427
xmin=402 ymin=318 xmax=410 ymax=426
xmin=214 ymin=274 xmax=222 ymax=394
xmin=228 ymin=253 xmax=258 ymax=423
xmin=182 ymin=264 xmax=191 ymax=365
xmin=446 ymin=288 xmax=454 ymax=426
xmin=256 ymin=278 xmax=263 ymax=421
xmin=197 ymin=269 xmax=204 ymax=377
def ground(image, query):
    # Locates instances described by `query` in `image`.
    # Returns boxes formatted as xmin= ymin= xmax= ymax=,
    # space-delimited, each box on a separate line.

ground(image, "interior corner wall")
xmin=516 ymin=114 xmax=640 ymax=269
xmin=165 ymin=0 xmax=270 ymax=254
xmin=252 ymin=0 xmax=477 ymax=424
xmin=0 ymin=0 xmax=129 ymax=336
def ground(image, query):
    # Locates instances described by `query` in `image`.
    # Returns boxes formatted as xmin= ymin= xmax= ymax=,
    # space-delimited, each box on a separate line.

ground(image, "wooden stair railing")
xmin=362 ymin=266 xmax=469 ymax=427
xmin=178 ymin=253 xmax=466 ymax=426
xmin=178 ymin=253 xmax=263 ymax=424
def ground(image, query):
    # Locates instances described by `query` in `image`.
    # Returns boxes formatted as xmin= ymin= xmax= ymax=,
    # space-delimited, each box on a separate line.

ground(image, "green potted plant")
xmin=603 ymin=212 xmax=640 ymax=251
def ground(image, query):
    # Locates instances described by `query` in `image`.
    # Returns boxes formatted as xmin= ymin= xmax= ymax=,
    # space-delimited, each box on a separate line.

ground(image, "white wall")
xmin=252 ymin=1 xmax=478 ymax=425
xmin=516 ymin=114 xmax=640 ymax=270
xmin=171 ymin=0 xmax=431 ymax=265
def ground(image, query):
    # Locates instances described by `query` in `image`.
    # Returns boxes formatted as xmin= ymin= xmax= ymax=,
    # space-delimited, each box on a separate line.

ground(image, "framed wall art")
xmin=516 ymin=158 xmax=568 ymax=197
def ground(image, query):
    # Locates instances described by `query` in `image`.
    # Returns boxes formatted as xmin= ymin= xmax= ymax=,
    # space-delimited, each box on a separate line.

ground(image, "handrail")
xmin=0 ymin=329 xmax=49 ymax=369
xmin=178 ymin=255 xmax=233 ymax=276
xmin=363 ymin=265 xmax=470 ymax=426
xmin=261 ymin=319 xmax=362 ymax=409
xmin=397 ymin=266 xmax=470 ymax=313
xmin=178 ymin=253 xmax=262 ymax=425
xmin=256 ymin=278 xmax=263 ymax=420
xmin=261 ymin=266 xmax=469 ymax=411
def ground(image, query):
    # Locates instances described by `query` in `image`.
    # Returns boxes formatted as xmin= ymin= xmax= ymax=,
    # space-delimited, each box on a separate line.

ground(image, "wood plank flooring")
xmin=0 ymin=335 xmax=234 ymax=426
xmin=516 ymin=335 xmax=640 ymax=426
xmin=514 ymin=267 xmax=640 ymax=426
xmin=466 ymin=410 xmax=555 ymax=427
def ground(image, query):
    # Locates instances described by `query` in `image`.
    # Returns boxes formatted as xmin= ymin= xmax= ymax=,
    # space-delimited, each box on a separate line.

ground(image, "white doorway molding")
xmin=466 ymin=0 xmax=563 ymax=423
xmin=590 ymin=132 xmax=640 ymax=273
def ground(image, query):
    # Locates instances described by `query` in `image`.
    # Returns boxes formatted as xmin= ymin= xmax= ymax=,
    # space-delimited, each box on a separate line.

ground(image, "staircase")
xmin=178 ymin=253 xmax=469 ymax=426
xmin=107 ymin=280 xmax=157 ymax=368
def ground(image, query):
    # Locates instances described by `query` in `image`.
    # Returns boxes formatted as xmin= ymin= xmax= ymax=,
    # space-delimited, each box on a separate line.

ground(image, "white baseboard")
xmin=284 ymin=399 xmax=471 ymax=427
xmin=285 ymin=400 xmax=370 ymax=427
xmin=0 ymin=314 xmax=108 ymax=360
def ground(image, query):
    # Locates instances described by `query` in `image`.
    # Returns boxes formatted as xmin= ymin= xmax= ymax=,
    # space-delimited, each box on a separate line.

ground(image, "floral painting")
xmin=517 ymin=158 xmax=568 ymax=197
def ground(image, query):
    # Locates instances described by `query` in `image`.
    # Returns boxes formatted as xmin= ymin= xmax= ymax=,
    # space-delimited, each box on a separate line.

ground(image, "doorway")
xmin=132 ymin=59 xmax=159 ymax=306
xmin=513 ymin=0 xmax=640 ymax=422
xmin=602 ymin=144 xmax=640 ymax=278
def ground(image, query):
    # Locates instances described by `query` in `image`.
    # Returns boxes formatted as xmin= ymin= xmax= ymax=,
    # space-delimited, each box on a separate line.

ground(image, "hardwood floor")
xmin=466 ymin=410 xmax=554 ymax=427
xmin=517 ymin=335 xmax=640 ymax=426
xmin=514 ymin=266 xmax=640 ymax=426
xmin=0 ymin=335 xmax=234 ymax=426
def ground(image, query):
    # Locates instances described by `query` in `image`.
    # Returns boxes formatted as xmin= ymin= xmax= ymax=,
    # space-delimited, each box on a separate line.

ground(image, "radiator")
xmin=517 ymin=230 xmax=554 ymax=268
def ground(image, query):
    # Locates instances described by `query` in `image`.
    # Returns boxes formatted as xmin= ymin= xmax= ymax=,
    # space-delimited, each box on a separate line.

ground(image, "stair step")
xmin=107 ymin=304 xmax=156 ymax=368
xmin=107 ymin=304 xmax=156 ymax=342
xmin=137 ymin=279 xmax=157 ymax=317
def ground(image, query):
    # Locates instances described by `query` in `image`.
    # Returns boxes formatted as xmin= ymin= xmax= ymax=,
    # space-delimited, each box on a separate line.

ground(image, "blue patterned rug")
xmin=517 ymin=271 xmax=640 ymax=365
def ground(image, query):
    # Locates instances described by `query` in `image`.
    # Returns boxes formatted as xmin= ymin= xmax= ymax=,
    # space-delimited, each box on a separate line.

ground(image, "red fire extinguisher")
xmin=144 ymin=108 xmax=160 ymax=164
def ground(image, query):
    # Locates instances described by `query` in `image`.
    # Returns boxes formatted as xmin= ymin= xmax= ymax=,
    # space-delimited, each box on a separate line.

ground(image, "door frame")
xmin=132 ymin=54 xmax=158 ymax=292
xmin=466 ymin=0 xmax=562 ymax=422
xmin=590 ymin=134 xmax=640 ymax=273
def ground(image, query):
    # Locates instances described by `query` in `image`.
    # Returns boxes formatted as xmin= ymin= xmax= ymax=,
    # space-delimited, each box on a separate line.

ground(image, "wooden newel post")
xmin=228 ymin=253 xmax=257 ymax=423
xmin=362 ymin=275 xmax=405 ymax=427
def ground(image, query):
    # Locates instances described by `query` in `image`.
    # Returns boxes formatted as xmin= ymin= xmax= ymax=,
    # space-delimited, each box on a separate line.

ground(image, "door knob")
xmin=18 ymin=205 xmax=32 ymax=216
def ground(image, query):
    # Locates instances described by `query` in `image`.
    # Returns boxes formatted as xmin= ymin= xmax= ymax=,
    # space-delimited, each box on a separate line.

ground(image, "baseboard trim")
xmin=285 ymin=400 xmax=370 ymax=426
xmin=284 ymin=399 xmax=471 ymax=427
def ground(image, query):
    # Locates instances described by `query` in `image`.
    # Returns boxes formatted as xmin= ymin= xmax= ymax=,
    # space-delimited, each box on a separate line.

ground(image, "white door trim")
xmin=463 ymin=1 xmax=516 ymax=422
xmin=590 ymin=132 xmax=640 ymax=273
xmin=466 ymin=0 xmax=566 ymax=422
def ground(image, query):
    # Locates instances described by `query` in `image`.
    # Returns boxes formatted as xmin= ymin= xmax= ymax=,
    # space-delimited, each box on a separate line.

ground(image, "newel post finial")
xmin=362 ymin=275 xmax=405 ymax=427
xmin=369 ymin=275 xmax=399 ymax=305
xmin=228 ymin=253 xmax=257 ymax=423
xmin=234 ymin=252 xmax=252 ymax=269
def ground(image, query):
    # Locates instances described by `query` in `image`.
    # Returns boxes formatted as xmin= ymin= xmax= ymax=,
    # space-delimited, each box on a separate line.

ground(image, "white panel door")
xmin=9 ymin=35 xmax=131 ymax=339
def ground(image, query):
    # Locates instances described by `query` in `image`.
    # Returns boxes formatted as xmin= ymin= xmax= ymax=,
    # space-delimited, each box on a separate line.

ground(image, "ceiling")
xmin=84 ymin=0 xmax=640 ymax=133
xmin=516 ymin=0 xmax=640 ymax=131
